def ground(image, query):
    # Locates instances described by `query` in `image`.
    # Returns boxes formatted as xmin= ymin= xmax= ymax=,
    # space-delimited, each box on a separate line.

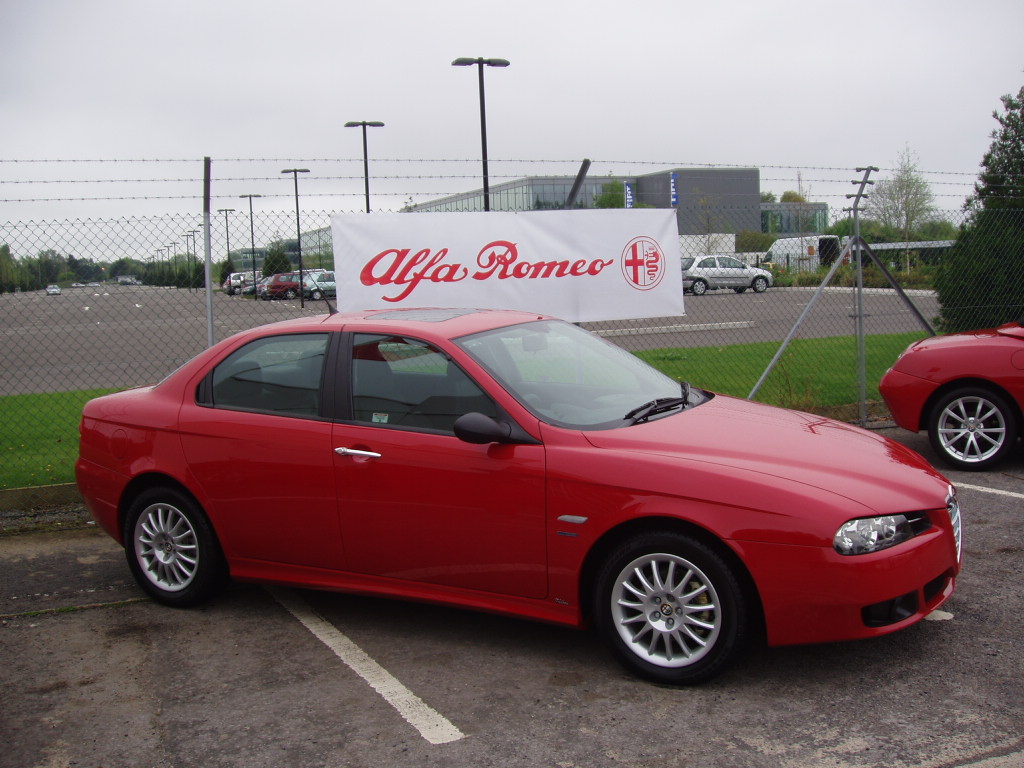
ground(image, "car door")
xmin=331 ymin=333 xmax=548 ymax=599
xmin=179 ymin=332 xmax=344 ymax=570
xmin=717 ymin=256 xmax=747 ymax=287
xmin=696 ymin=256 xmax=724 ymax=288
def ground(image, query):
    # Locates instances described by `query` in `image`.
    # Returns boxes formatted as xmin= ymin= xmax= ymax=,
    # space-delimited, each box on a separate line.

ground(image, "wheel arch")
xmin=922 ymin=377 xmax=1023 ymax=433
xmin=577 ymin=516 xmax=766 ymax=641
xmin=118 ymin=472 xmax=211 ymax=541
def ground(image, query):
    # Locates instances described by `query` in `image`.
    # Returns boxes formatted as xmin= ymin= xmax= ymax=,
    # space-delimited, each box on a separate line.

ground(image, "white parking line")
xmin=956 ymin=482 xmax=1024 ymax=501
xmin=269 ymin=587 xmax=465 ymax=745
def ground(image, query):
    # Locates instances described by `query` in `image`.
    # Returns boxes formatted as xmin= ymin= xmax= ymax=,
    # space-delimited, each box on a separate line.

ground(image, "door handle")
xmin=334 ymin=447 xmax=382 ymax=459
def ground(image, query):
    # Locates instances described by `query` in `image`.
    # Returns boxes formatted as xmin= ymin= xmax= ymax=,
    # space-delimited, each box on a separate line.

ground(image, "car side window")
xmin=350 ymin=333 xmax=498 ymax=433
xmin=211 ymin=333 xmax=329 ymax=417
xmin=698 ymin=257 xmax=717 ymax=268
xmin=719 ymin=257 xmax=743 ymax=268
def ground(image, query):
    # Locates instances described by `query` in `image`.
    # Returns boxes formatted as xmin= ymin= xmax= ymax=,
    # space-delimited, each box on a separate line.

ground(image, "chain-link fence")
xmin=3 ymin=202 xmax=1022 ymax=506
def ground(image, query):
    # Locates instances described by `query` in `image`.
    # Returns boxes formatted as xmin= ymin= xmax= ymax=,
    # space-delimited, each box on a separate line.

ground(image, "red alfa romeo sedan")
xmin=76 ymin=308 xmax=962 ymax=684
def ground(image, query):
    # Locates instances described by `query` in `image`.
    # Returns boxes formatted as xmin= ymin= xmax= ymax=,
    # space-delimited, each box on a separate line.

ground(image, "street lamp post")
xmin=239 ymin=194 xmax=263 ymax=298
xmin=451 ymin=57 xmax=509 ymax=212
xmin=281 ymin=169 xmax=310 ymax=307
xmin=344 ymin=121 xmax=385 ymax=213
xmin=167 ymin=242 xmax=180 ymax=286
xmin=217 ymin=209 xmax=236 ymax=288
xmin=182 ymin=230 xmax=199 ymax=292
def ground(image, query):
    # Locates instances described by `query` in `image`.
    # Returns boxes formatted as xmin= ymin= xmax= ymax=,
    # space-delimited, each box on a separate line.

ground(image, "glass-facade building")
xmin=408 ymin=168 xmax=765 ymax=237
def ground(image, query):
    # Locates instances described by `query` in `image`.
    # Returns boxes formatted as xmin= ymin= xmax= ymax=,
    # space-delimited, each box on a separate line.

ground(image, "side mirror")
xmin=454 ymin=412 xmax=513 ymax=444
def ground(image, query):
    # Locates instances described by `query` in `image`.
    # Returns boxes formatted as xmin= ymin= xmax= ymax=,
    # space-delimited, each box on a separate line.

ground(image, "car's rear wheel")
xmin=593 ymin=532 xmax=748 ymax=685
xmin=928 ymin=386 xmax=1018 ymax=470
xmin=284 ymin=289 xmax=297 ymax=300
xmin=311 ymin=289 xmax=323 ymax=301
xmin=691 ymin=280 xmax=708 ymax=296
xmin=124 ymin=488 xmax=226 ymax=607
xmin=752 ymin=276 xmax=769 ymax=293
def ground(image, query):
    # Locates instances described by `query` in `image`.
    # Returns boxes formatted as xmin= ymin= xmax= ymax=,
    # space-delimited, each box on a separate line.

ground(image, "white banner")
xmin=330 ymin=209 xmax=684 ymax=322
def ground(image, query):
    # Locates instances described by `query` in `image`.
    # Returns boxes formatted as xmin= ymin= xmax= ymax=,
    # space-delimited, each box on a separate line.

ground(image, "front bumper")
xmin=732 ymin=509 xmax=960 ymax=647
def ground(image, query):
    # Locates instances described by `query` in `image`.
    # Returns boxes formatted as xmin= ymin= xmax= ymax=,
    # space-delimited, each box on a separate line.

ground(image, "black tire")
xmin=752 ymin=276 xmax=769 ymax=293
xmin=123 ymin=487 xmax=227 ymax=607
xmin=691 ymin=280 xmax=708 ymax=296
xmin=311 ymin=290 xmax=323 ymax=301
xmin=593 ymin=532 xmax=749 ymax=685
xmin=284 ymin=288 xmax=297 ymax=300
xmin=928 ymin=386 xmax=1018 ymax=470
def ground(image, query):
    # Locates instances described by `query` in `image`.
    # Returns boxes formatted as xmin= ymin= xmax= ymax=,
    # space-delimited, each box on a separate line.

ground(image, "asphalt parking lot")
xmin=2 ymin=428 xmax=1023 ymax=768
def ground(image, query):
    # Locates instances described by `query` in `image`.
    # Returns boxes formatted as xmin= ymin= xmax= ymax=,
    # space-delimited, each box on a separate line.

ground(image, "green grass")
xmin=636 ymin=331 xmax=928 ymax=412
xmin=1 ymin=331 xmax=927 ymax=490
xmin=0 ymin=388 xmax=120 ymax=490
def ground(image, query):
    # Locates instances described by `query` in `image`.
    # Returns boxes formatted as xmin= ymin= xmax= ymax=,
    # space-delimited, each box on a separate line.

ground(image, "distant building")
xmin=408 ymin=167 xmax=763 ymax=237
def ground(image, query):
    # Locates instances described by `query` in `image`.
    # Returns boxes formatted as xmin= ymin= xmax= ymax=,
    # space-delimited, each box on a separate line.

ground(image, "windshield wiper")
xmin=624 ymin=396 xmax=687 ymax=424
xmin=623 ymin=382 xmax=693 ymax=424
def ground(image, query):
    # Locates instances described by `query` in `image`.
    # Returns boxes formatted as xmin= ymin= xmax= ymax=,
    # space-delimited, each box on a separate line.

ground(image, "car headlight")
xmin=834 ymin=515 xmax=915 ymax=555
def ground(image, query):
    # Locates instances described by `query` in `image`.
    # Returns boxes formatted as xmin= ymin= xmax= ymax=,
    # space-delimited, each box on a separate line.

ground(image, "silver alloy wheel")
xmin=752 ymin=276 xmax=768 ymax=293
xmin=936 ymin=393 xmax=1007 ymax=465
xmin=133 ymin=502 xmax=199 ymax=593
xmin=610 ymin=552 xmax=722 ymax=668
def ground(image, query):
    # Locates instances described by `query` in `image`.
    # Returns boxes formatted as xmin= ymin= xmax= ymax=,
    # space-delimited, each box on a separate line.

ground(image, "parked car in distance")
xmin=880 ymin=320 xmax=1024 ymax=470
xmin=260 ymin=271 xmax=304 ymax=300
xmin=76 ymin=308 xmax=961 ymax=685
xmin=223 ymin=272 xmax=256 ymax=296
xmin=45 ymin=284 xmax=62 ymax=295
xmin=681 ymin=255 xmax=773 ymax=295
xmin=304 ymin=271 xmax=336 ymax=300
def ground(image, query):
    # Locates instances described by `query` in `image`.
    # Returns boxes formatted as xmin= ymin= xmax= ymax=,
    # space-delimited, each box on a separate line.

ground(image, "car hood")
xmin=583 ymin=394 xmax=949 ymax=514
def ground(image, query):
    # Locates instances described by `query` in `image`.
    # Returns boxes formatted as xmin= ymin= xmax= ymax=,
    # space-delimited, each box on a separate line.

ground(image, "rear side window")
xmin=210 ymin=333 xmax=329 ymax=417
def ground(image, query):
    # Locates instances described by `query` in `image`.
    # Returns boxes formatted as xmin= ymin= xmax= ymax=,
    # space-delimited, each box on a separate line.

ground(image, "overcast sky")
xmin=2 ymin=0 xmax=1023 ymax=220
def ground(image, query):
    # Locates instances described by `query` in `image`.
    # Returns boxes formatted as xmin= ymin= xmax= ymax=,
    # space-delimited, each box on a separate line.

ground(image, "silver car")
xmin=681 ymin=255 xmax=773 ymax=295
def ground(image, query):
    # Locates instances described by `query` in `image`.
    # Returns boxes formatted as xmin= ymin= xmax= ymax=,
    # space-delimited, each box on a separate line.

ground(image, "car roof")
xmin=235 ymin=307 xmax=550 ymax=342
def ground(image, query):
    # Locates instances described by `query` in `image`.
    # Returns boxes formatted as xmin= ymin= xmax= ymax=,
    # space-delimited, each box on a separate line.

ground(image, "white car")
xmin=45 ymin=284 xmax=62 ymax=296
xmin=681 ymin=256 xmax=773 ymax=295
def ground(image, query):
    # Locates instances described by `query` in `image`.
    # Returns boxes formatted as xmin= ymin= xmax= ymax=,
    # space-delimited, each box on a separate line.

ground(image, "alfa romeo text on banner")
xmin=330 ymin=209 xmax=684 ymax=322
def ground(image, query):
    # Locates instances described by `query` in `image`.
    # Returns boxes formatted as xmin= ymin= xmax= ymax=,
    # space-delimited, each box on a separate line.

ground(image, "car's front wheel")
xmin=752 ymin=276 xmax=769 ymax=293
xmin=310 ymin=289 xmax=323 ymax=301
xmin=124 ymin=488 xmax=227 ymax=607
xmin=284 ymin=289 xmax=297 ymax=300
xmin=928 ymin=386 xmax=1018 ymax=470
xmin=593 ymin=532 xmax=749 ymax=685
xmin=691 ymin=280 xmax=708 ymax=296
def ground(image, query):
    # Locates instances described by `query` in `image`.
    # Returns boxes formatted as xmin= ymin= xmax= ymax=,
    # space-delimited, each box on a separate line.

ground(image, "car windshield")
xmin=456 ymin=319 xmax=684 ymax=429
xmin=680 ymin=257 xmax=695 ymax=270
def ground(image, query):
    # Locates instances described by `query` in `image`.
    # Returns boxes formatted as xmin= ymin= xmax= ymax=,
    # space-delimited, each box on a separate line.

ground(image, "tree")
xmin=936 ymin=86 xmax=1024 ymax=332
xmin=760 ymin=191 xmax=777 ymax=203
xmin=866 ymin=146 xmax=936 ymax=271
xmin=593 ymin=179 xmax=626 ymax=209
xmin=0 ymin=243 xmax=17 ymax=293
xmin=780 ymin=190 xmax=806 ymax=203
xmin=262 ymin=241 xmax=293 ymax=277
xmin=971 ymin=86 xmax=1024 ymax=211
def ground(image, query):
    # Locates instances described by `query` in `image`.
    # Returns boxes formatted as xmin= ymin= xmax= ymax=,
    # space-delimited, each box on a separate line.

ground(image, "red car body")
xmin=880 ymin=321 xmax=1024 ymax=470
xmin=77 ymin=308 xmax=962 ymax=683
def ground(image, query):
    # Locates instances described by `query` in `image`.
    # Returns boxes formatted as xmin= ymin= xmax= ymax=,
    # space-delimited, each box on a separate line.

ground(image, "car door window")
xmin=350 ymin=333 xmax=498 ymax=433
xmin=210 ymin=333 xmax=329 ymax=416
